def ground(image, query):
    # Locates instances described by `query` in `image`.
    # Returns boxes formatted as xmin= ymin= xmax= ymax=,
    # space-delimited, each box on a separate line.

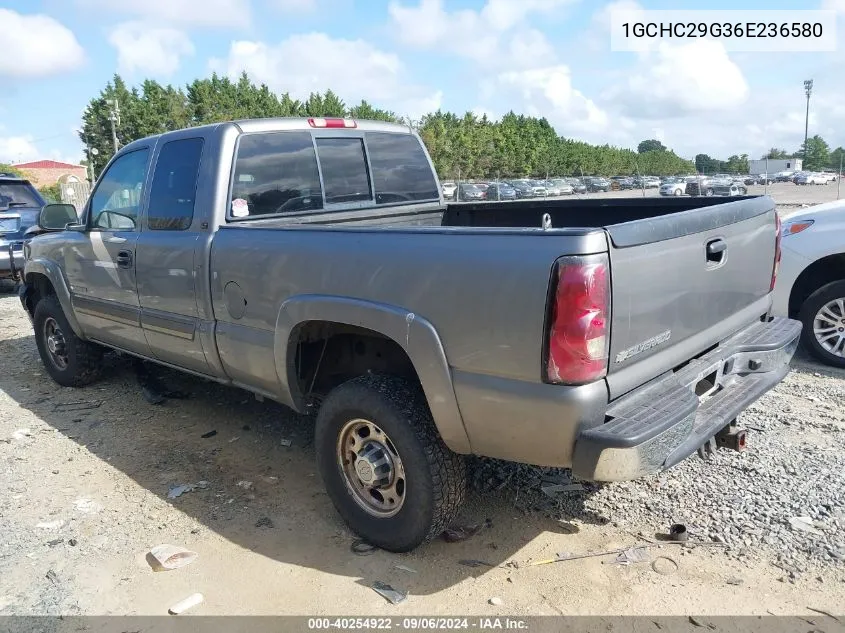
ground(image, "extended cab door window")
xmin=148 ymin=138 xmax=203 ymax=230
xmin=314 ymin=137 xmax=373 ymax=205
xmin=89 ymin=148 xmax=150 ymax=231
xmin=230 ymin=131 xmax=323 ymax=219
xmin=365 ymin=132 xmax=439 ymax=205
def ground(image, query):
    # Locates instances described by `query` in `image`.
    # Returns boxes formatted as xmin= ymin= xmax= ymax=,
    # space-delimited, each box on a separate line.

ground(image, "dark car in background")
xmin=566 ymin=177 xmax=587 ymax=194
xmin=485 ymin=182 xmax=517 ymax=201
xmin=508 ymin=180 xmax=536 ymax=198
xmin=454 ymin=183 xmax=487 ymax=201
xmin=610 ymin=176 xmax=635 ymax=190
xmin=686 ymin=176 xmax=747 ymax=197
xmin=584 ymin=176 xmax=611 ymax=192
xmin=1 ymin=175 xmax=46 ymax=286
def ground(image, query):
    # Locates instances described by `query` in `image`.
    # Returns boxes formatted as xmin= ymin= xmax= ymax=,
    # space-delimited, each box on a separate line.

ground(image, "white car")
xmin=659 ymin=179 xmax=686 ymax=196
xmin=795 ymin=172 xmax=828 ymax=185
xmin=441 ymin=182 xmax=457 ymax=198
xmin=772 ymin=199 xmax=845 ymax=367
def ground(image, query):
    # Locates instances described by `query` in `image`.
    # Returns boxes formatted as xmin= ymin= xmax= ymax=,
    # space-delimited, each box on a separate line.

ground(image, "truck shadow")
xmin=0 ymin=333 xmax=611 ymax=596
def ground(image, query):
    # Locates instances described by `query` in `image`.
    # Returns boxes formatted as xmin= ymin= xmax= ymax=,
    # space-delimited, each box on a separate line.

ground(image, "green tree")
xmin=79 ymin=73 xmax=697 ymax=181
xmin=724 ymin=154 xmax=749 ymax=174
xmin=763 ymin=148 xmax=789 ymax=159
xmin=0 ymin=163 xmax=24 ymax=177
xmin=38 ymin=184 xmax=62 ymax=202
xmin=637 ymin=139 xmax=666 ymax=153
xmin=800 ymin=135 xmax=830 ymax=171
xmin=829 ymin=146 xmax=845 ymax=172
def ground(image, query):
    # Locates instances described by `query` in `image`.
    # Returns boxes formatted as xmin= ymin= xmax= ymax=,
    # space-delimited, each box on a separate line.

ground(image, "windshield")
xmin=0 ymin=182 xmax=42 ymax=209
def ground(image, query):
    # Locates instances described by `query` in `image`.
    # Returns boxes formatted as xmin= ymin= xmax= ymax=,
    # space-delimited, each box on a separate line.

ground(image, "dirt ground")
xmin=1 ymin=293 xmax=844 ymax=619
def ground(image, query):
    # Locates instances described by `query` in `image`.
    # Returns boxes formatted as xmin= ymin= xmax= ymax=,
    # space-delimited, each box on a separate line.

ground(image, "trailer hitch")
xmin=698 ymin=420 xmax=748 ymax=460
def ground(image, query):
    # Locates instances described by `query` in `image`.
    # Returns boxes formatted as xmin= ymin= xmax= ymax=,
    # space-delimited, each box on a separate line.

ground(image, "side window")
xmin=314 ymin=138 xmax=372 ymax=205
xmin=90 ymin=148 xmax=149 ymax=231
xmin=231 ymin=132 xmax=323 ymax=218
xmin=148 ymin=138 xmax=203 ymax=231
xmin=365 ymin=132 xmax=439 ymax=204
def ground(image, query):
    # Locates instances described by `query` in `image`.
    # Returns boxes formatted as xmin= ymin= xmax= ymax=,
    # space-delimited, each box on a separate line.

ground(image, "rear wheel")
xmin=799 ymin=281 xmax=845 ymax=368
xmin=673 ymin=188 xmax=682 ymax=196
xmin=33 ymin=295 xmax=103 ymax=387
xmin=704 ymin=188 xmax=714 ymax=197
xmin=315 ymin=374 xmax=466 ymax=552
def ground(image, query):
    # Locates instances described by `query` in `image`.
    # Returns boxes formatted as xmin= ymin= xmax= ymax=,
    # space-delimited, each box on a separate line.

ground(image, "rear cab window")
xmin=227 ymin=127 xmax=438 ymax=221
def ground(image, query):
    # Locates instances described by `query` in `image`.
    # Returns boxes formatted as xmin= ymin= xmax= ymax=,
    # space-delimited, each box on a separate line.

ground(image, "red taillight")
xmin=770 ymin=212 xmax=782 ymax=291
xmin=307 ymin=117 xmax=357 ymax=129
xmin=546 ymin=255 xmax=610 ymax=385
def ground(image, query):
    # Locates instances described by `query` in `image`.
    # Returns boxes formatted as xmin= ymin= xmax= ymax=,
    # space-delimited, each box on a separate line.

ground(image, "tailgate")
xmin=605 ymin=197 xmax=777 ymax=399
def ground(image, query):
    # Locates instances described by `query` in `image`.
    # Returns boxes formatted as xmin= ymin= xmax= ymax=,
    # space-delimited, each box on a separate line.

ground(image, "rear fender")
xmin=274 ymin=295 xmax=471 ymax=454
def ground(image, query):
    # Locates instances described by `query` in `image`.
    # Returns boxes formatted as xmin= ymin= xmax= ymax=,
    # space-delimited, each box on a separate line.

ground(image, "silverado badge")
xmin=615 ymin=330 xmax=672 ymax=363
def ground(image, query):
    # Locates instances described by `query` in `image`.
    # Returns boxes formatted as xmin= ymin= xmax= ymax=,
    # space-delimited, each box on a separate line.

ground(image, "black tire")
xmin=315 ymin=374 xmax=466 ymax=552
xmin=799 ymin=280 xmax=845 ymax=368
xmin=705 ymin=188 xmax=714 ymax=197
xmin=33 ymin=295 xmax=103 ymax=387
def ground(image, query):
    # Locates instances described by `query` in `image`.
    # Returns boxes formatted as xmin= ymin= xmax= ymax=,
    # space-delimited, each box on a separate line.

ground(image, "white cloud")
xmin=0 ymin=132 xmax=80 ymax=166
xmin=77 ymin=0 xmax=252 ymax=28
xmin=0 ymin=10 xmax=85 ymax=78
xmin=109 ymin=22 xmax=195 ymax=76
xmin=0 ymin=136 xmax=39 ymax=164
xmin=387 ymin=0 xmax=576 ymax=69
xmin=209 ymin=33 xmax=441 ymax=119
xmin=607 ymin=39 xmax=749 ymax=119
xmin=496 ymin=66 xmax=611 ymax=135
xmin=821 ymin=0 xmax=845 ymax=13
xmin=268 ymin=0 xmax=317 ymax=10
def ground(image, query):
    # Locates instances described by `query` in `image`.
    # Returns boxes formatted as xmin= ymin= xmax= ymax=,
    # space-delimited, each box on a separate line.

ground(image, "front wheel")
xmin=673 ymin=188 xmax=683 ymax=196
xmin=33 ymin=295 xmax=103 ymax=387
xmin=800 ymin=280 xmax=845 ymax=368
xmin=315 ymin=374 xmax=466 ymax=552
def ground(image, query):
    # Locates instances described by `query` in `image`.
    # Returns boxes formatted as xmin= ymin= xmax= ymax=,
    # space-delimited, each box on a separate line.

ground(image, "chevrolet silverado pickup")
xmin=20 ymin=117 xmax=801 ymax=551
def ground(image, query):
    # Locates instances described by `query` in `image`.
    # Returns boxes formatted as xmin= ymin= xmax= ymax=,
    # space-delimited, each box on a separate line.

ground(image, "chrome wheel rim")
xmin=337 ymin=418 xmax=406 ymax=518
xmin=44 ymin=317 xmax=69 ymax=370
xmin=813 ymin=298 xmax=845 ymax=357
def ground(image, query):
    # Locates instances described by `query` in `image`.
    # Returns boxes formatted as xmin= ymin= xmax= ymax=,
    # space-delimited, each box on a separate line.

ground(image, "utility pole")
xmin=803 ymin=79 xmax=813 ymax=164
xmin=107 ymin=99 xmax=121 ymax=154
xmin=838 ymin=153 xmax=842 ymax=200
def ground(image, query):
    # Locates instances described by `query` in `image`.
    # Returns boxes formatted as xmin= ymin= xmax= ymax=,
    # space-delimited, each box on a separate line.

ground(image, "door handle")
xmin=116 ymin=250 xmax=133 ymax=269
xmin=706 ymin=239 xmax=727 ymax=264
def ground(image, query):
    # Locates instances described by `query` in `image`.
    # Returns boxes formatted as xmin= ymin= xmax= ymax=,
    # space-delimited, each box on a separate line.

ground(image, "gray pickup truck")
xmin=19 ymin=117 xmax=801 ymax=551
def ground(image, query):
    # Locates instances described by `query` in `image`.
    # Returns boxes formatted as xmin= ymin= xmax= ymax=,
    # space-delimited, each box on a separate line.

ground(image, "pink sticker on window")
xmin=231 ymin=198 xmax=249 ymax=217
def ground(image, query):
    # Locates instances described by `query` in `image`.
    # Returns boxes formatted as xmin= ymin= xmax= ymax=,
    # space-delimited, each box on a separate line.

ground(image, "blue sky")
xmin=1 ymin=0 xmax=843 ymax=165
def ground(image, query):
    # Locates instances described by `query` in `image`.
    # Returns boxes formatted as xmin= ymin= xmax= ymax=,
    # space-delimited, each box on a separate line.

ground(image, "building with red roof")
xmin=15 ymin=159 xmax=87 ymax=188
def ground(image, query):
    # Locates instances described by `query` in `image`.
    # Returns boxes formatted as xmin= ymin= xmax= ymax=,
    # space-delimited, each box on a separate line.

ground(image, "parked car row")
xmin=443 ymin=177 xmax=599 ymax=201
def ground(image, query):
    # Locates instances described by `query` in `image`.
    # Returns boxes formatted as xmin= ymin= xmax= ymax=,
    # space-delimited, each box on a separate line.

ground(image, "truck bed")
xmin=216 ymin=194 xmax=776 ymax=390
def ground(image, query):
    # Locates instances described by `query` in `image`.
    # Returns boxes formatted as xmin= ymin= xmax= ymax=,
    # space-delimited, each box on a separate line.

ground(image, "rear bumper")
xmin=572 ymin=316 xmax=801 ymax=481
xmin=0 ymin=245 xmax=25 ymax=280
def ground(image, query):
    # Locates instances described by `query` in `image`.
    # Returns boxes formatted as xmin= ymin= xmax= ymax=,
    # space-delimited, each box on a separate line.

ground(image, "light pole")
xmin=803 ymin=79 xmax=813 ymax=164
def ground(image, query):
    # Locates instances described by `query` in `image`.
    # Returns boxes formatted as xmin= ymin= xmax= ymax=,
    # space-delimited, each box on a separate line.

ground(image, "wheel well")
xmin=289 ymin=321 xmax=419 ymax=408
xmin=788 ymin=254 xmax=845 ymax=318
xmin=22 ymin=272 xmax=56 ymax=317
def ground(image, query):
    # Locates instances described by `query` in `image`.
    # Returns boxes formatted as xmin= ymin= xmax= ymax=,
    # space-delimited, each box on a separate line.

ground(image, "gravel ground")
xmin=469 ymin=353 xmax=845 ymax=581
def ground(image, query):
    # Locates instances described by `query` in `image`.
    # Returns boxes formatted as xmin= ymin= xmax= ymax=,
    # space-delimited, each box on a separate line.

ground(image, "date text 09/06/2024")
xmin=307 ymin=617 xmax=529 ymax=630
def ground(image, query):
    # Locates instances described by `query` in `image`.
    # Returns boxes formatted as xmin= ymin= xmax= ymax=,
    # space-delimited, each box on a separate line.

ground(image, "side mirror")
xmin=38 ymin=203 xmax=79 ymax=231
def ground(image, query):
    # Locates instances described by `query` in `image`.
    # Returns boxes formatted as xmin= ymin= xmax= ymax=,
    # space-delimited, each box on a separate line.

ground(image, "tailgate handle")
xmin=706 ymin=238 xmax=727 ymax=264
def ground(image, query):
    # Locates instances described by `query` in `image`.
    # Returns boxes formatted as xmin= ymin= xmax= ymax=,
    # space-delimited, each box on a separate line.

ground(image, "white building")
xmin=748 ymin=158 xmax=802 ymax=175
